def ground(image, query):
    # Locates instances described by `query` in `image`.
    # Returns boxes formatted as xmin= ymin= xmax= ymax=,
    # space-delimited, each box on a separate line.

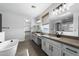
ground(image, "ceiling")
xmin=0 ymin=3 xmax=52 ymax=18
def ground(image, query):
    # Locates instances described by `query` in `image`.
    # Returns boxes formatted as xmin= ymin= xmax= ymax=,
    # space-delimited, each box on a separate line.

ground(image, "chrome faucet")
xmin=56 ymin=31 xmax=63 ymax=38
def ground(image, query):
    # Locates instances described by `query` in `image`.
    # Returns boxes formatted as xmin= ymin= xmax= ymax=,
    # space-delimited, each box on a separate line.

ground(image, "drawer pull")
xmin=51 ymin=46 xmax=53 ymax=52
xmin=66 ymin=48 xmax=77 ymax=53
xmin=49 ymin=45 xmax=51 ymax=50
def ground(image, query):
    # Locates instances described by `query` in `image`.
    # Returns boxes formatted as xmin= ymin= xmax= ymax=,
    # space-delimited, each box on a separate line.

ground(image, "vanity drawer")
xmin=62 ymin=44 xmax=79 ymax=56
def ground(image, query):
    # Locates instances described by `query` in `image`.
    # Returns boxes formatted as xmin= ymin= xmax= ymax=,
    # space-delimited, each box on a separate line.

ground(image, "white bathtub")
xmin=0 ymin=39 xmax=19 ymax=56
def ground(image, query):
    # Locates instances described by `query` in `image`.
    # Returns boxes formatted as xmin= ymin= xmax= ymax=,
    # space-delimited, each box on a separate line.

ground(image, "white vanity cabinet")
xmin=32 ymin=34 xmax=41 ymax=45
xmin=41 ymin=37 xmax=62 ymax=56
xmin=41 ymin=36 xmax=79 ymax=56
xmin=46 ymin=41 xmax=62 ymax=56
xmin=46 ymin=39 xmax=62 ymax=56
xmin=41 ymin=37 xmax=52 ymax=55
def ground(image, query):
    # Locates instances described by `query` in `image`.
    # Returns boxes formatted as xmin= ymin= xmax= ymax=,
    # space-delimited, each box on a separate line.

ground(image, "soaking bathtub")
xmin=0 ymin=39 xmax=19 ymax=56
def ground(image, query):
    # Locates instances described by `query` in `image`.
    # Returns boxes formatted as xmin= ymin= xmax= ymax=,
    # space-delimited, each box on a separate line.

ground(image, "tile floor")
xmin=16 ymin=40 xmax=47 ymax=56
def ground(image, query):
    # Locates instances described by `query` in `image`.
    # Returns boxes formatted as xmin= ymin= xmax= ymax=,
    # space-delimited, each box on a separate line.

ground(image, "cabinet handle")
xmin=49 ymin=45 xmax=51 ymax=50
xmin=66 ymin=48 xmax=77 ymax=53
xmin=49 ymin=45 xmax=53 ymax=51
xmin=51 ymin=46 xmax=53 ymax=52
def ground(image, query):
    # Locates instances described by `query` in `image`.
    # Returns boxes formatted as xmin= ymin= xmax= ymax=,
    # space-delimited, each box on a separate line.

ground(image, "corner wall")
xmin=0 ymin=10 xmax=25 ymax=41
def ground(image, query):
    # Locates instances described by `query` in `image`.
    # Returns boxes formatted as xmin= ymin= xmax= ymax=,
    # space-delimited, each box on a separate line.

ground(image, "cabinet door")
xmin=46 ymin=42 xmax=52 ymax=56
xmin=42 ymin=39 xmax=46 ymax=52
xmin=45 ymin=39 xmax=62 ymax=56
xmin=46 ymin=42 xmax=61 ymax=56
xmin=51 ymin=45 xmax=61 ymax=56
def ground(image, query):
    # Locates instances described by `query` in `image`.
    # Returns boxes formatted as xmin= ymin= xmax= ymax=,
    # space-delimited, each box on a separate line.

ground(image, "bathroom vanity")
xmin=43 ymin=37 xmax=79 ymax=56
xmin=33 ymin=33 xmax=79 ymax=56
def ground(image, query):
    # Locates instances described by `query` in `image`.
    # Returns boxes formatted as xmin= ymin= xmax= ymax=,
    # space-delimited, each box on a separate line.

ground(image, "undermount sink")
xmin=51 ymin=36 xmax=61 ymax=40
xmin=41 ymin=35 xmax=61 ymax=40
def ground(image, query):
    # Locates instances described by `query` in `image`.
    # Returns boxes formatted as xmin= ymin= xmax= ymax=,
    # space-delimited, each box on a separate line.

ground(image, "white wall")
xmin=0 ymin=10 xmax=25 ymax=41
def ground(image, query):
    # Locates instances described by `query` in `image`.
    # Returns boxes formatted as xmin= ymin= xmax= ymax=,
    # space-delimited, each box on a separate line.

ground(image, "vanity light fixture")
xmin=52 ymin=3 xmax=65 ymax=15
xmin=52 ymin=3 xmax=74 ymax=15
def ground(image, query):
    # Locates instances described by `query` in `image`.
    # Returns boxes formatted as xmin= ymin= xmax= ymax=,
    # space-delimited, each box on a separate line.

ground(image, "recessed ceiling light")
xmin=31 ymin=5 xmax=36 ymax=8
